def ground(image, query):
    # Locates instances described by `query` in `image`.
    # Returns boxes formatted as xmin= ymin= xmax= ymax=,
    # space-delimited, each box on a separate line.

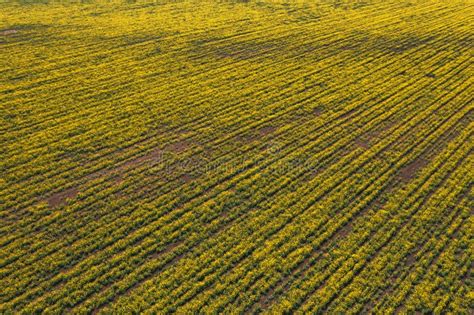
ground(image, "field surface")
xmin=1 ymin=0 xmax=473 ymax=313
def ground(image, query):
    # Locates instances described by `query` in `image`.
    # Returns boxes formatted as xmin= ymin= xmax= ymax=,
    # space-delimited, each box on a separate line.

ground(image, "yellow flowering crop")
xmin=1 ymin=0 xmax=472 ymax=313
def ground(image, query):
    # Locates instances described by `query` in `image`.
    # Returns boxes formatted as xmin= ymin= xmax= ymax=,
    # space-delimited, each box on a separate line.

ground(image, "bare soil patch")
xmin=337 ymin=222 xmax=353 ymax=239
xmin=121 ymin=148 xmax=163 ymax=169
xmin=46 ymin=187 xmax=79 ymax=208
xmin=259 ymin=126 xmax=277 ymax=136
xmin=237 ymin=125 xmax=277 ymax=144
xmin=312 ymin=107 xmax=323 ymax=116
xmin=149 ymin=240 xmax=184 ymax=260
xmin=113 ymin=175 xmax=124 ymax=185
xmin=166 ymin=140 xmax=189 ymax=153
xmin=180 ymin=174 xmax=193 ymax=183
xmin=406 ymin=251 xmax=417 ymax=267
xmin=355 ymin=138 xmax=369 ymax=149
xmin=1 ymin=29 xmax=18 ymax=36
xmin=398 ymin=157 xmax=429 ymax=182
xmin=237 ymin=134 xmax=257 ymax=144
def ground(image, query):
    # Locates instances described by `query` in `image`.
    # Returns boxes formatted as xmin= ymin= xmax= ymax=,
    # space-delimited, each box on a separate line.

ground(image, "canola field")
xmin=1 ymin=0 xmax=473 ymax=313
